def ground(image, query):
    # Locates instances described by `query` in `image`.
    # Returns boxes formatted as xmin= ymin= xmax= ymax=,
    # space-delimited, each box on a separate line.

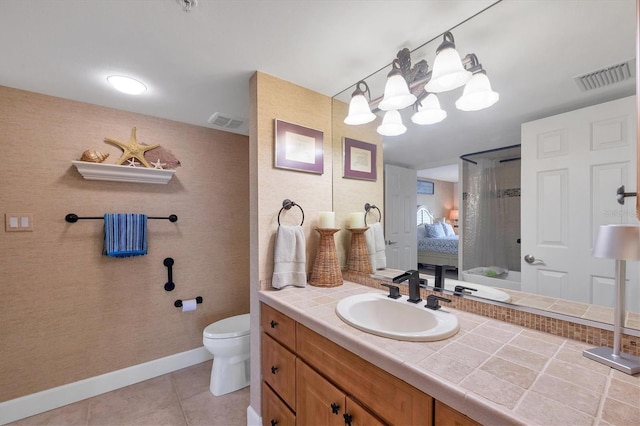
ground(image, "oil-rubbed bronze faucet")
xmin=392 ymin=270 xmax=422 ymax=303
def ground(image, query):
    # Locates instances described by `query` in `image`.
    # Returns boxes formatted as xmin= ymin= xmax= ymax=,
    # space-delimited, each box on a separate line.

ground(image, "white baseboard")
xmin=247 ymin=404 xmax=261 ymax=426
xmin=0 ymin=347 xmax=213 ymax=425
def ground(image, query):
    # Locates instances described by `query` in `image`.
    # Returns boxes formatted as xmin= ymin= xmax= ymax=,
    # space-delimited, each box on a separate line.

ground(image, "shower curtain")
xmin=463 ymin=158 xmax=510 ymax=271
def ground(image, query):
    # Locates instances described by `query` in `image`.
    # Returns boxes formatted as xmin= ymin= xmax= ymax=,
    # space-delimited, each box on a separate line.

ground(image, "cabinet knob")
xmin=270 ymin=420 xmax=278 ymax=426
xmin=343 ymin=413 xmax=353 ymax=425
xmin=270 ymin=320 xmax=278 ymax=328
xmin=271 ymin=365 xmax=278 ymax=374
xmin=331 ymin=402 xmax=340 ymax=414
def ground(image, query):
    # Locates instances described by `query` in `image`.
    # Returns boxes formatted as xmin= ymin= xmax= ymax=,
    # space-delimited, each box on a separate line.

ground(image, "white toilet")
xmin=202 ymin=313 xmax=251 ymax=396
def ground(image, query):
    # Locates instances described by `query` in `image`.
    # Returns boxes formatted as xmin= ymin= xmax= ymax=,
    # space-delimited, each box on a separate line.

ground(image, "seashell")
xmin=80 ymin=150 xmax=109 ymax=163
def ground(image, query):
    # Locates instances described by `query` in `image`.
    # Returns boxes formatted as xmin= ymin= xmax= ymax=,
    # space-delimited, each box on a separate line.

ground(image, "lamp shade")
xmin=377 ymin=110 xmax=406 ymax=136
xmin=455 ymin=72 xmax=499 ymax=111
xmin=378 ymin=67 xmax=417 ymax=111
xmin=592 ymin=225 xmax=640 ymax=260
xmin=425 ymin=47 xmax=471 ymax=93
xmin=449 ymin=209 xmax=459 ymax=220
xmin=411 ymin=93 xmax=447 ymax=125
xmin=344 ymin=93 xmax=376 ymax=125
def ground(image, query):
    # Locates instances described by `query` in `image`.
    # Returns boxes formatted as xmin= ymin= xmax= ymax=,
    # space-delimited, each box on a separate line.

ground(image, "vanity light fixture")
xmin=378 ymin=59 xmax=418 ymax=111
xmin=343 ymin=31 xmax=498 ymax=136
xmin=107 ymin=75 xmax=147 ymax=95
xmin=425 ymin=32 xmax=472 ymax=93
xmin=377 ymin=110 xmax=407 ymax=136
xmin=584 ymin=224 xmax=640 ymax=375
xmin=344 ymin=81 xmax=376 ymax=125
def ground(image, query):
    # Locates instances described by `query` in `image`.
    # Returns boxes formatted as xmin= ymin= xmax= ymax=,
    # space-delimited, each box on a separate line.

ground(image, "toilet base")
xmin=209 ymin=355 xmax=250 ymax=396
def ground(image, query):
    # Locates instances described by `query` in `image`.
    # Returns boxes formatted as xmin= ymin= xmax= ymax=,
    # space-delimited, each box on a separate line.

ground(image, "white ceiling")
xmin=0 ymin=0 xmax=636 ymax=174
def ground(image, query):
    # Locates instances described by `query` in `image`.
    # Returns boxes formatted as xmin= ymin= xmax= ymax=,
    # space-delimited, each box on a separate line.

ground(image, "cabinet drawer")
xmin=262 ymin=381 xmax=295 ymax=426
xmin=261 ymin=332 xmax=296 ymax=409
xmin=261 ymin=303 xmax=296 ymax=351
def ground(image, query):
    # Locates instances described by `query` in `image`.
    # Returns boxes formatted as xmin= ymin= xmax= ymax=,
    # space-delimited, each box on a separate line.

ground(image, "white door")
xmin=384 ymin=164 xmax=417 ymax=271
xmin=521 ymin=96 xmax=638 ymax=311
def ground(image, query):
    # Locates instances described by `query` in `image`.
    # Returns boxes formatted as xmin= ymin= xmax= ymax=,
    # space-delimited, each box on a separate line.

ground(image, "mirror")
xmin=332 ymin=0 xmax=638 ymax=329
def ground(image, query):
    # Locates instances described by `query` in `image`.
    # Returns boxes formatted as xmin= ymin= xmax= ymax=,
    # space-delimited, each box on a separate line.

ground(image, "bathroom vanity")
xmin=259 ymin=282 xmax=639 ymax=425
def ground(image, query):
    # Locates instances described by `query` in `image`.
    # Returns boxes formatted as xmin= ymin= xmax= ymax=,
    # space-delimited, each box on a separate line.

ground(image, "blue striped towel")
xmin=103 ymin=213 xmax=148 ymax=257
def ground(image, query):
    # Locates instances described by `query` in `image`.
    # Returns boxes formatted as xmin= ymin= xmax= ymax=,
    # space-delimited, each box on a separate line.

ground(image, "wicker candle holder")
xmin=308 ymin=228 xmax=343 ymax=287
xmin=346 ymin=227 xmax=372 ymax=274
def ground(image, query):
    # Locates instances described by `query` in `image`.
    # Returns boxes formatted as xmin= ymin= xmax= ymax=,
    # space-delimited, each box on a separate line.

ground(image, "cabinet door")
xmin=434 ymin=401 xmax=481 ymax=426
xmin=345 ymin=396 xmax=386 ymax=426
xmin=261 ymin=303 xmax=296 ymax=351
xmin=261 ymin=333 xmax=296 ymax=409
xmin=296 ymin=359 xmax=345 ymax=426
xmin=261 ymin=381 xmax=295 ymax=426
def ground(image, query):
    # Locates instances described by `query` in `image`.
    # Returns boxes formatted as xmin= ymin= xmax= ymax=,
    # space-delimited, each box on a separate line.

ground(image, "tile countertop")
xmin=258 ymin=281 xmax=640 ymax=426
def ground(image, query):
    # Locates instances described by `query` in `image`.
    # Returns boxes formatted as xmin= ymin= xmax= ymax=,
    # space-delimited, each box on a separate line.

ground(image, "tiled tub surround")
xmin=259 ymin=282 xmax=640 ymax=425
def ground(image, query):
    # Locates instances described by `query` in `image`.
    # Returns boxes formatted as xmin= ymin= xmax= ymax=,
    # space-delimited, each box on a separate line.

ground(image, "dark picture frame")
xmin=417 ymin=180 xmax=434 ymax=194
xmin=343 ymin=137 xmax=377 ymax=181
xmin=274 ymin=119 xmax=324 ymax=174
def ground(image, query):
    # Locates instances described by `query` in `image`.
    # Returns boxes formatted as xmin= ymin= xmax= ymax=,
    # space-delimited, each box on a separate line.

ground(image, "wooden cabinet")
xmin=434 ymin=401 xmax=482 ymax=426
xmin=260 ymin=302 xmax=434 ymax=426
xmin=296 ymin=358 xmax=384 ymax=426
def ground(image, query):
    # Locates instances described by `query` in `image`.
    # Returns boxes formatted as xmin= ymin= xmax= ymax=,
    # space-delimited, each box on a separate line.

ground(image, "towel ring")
xmin=364 ymin=203 xmax=381 ymax=225
xmin=277 ymin=199 xmax=304 ymax=226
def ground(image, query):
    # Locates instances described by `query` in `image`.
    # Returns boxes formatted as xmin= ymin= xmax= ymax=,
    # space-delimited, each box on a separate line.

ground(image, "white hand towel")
xmin=365 ymin=222 xmax=387 ymax=271
xmin=364 ymin=226 xmax=377 ymax=272
xmin=272 ymin=225 xmax=307 ymax=289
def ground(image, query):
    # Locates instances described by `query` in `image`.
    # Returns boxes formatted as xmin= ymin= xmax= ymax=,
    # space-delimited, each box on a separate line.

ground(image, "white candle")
xmin=318 ymin=211 xmax=335 ymax=228
xmin=348 ymin=212 xmax=365 ymax=228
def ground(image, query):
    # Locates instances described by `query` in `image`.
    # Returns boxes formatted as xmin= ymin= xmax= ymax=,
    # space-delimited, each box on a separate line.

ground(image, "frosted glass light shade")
xmin=378 ymin=73 xmax=417 ymax=111
xmin=411 ymin=94 xmax=447 ymax=125
xmin=425 ymin=47 xmax=472 ymax=93
xmin=455 ymin=72 xmax=500 ymax=111
xmin=377 ymin=110 xmax=406 ymax=136
xmin=449 ymin=209 xmax=459 ymax=220
xmin=592 ymin=225 xmax=640 ymax=260
xmin=344 ymin=93 xmax=376 ymax=125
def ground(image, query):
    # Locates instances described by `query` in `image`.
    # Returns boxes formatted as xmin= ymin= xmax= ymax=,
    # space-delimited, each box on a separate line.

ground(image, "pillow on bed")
xmin=424 ymin=223 xmax=445 ymax=238
xmin=441 ymin=222 xmax=456 ymax=237
xmin=417 ymin=225 xmax=427 ymax=239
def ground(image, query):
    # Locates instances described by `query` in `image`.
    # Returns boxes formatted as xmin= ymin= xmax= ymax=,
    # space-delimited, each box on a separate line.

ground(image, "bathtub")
xmin=461 ymin=270 xmax=521 ymax=292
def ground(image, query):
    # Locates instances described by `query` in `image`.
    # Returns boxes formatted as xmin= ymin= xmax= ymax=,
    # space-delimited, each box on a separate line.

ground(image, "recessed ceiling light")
xmin=107 ymin=75 xmax=147 ymax=95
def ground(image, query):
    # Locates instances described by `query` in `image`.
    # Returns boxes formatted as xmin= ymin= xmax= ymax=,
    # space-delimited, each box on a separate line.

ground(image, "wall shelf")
xmin=71 ymin=160 xmax=175 ymax=184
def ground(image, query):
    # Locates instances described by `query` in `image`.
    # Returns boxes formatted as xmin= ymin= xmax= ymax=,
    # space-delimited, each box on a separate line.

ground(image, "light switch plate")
xmin=5 ymin=213 xmax=33 ymax=232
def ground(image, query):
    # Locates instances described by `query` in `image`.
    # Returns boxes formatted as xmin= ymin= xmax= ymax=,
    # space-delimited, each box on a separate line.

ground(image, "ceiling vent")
xmin=207 ymin=112 xmax=245 ymax=130
xmin=573 ymin=59 xmax=636 ymax=91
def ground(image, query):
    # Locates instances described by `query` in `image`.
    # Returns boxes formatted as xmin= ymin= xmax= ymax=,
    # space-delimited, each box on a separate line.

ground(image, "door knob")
xmin=524 ymin=254 xmax=544 ymax=264
xmin=386 ymin=240 xmax=398 ymax=245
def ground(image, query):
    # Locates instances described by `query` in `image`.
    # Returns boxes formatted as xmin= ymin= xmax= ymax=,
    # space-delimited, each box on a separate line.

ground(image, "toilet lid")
xmin=203 ymin=313 xmax=250 ymax=339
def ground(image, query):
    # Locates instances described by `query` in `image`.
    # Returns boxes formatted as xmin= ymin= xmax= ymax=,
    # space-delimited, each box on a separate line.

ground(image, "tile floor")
xmin=7 ymin=361 xmax=249 ymax=426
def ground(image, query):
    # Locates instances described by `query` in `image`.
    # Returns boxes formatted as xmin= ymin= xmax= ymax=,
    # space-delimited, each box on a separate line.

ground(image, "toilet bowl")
xmin=202 ymin=313 xmax=251 ymax=396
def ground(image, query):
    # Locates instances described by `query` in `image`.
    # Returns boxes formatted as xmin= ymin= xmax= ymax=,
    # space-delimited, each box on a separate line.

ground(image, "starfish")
xmin=126 ymin=158 xmax=139 ymax=167
xmin=151 ymin=159 xmax=166 ymax=169
xmin=104 ymin=127 xmax=159 ymax=168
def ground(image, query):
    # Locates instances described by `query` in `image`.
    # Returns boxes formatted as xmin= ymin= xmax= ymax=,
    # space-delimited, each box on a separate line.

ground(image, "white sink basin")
xmin=335 ymin=293 xmax=459 ymax=341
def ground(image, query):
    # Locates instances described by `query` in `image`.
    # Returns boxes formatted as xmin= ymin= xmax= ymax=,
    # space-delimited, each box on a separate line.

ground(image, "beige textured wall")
xmin=0 ymin=86 xmax=250 ymax=402
xmin=249 ymin=72 xmax=333 ymax=414
xmin=331 ymin=99 xmax=384 ymax=266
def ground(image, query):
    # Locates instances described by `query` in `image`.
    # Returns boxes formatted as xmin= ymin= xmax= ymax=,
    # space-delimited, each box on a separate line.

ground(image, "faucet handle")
xmin=381 ymin=283 xmax=401 ymax=299
xmin=454 ymin=285 xmax=478 ymax=296
xmin=425 ymin=294 xmax=451 ymax=310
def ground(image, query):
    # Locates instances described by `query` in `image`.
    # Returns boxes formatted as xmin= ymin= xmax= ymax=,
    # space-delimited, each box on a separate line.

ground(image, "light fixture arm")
xmin=436 ymin=31 xmax=457 ymax=54
xmin=352 ymin=80 xmax=372 ymax=101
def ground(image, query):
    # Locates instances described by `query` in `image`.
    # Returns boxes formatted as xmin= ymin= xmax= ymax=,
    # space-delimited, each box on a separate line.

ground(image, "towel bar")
xmin=174 ymin=297 xmax=203 ymax=308
xmin=277 ymin=199 xmax=304 ymax=226
xmin=65 ymin=213 xmax=178 ymax=223
xmin=364 ymin=203 xmax=382 ymax=225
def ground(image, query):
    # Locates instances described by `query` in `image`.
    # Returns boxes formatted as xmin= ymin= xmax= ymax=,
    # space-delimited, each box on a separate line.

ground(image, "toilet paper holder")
xmin=174 ymin=297 xmax=203 ymax=308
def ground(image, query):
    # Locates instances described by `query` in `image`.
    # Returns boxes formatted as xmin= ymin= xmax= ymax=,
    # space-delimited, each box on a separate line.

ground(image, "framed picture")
xmin=274 ymin=119 xmax=324 ymax=174
xmin=343 ymin=137 xmax=377 ymax=181
xmin=417 ymin=180 xmax=434 ymax=194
